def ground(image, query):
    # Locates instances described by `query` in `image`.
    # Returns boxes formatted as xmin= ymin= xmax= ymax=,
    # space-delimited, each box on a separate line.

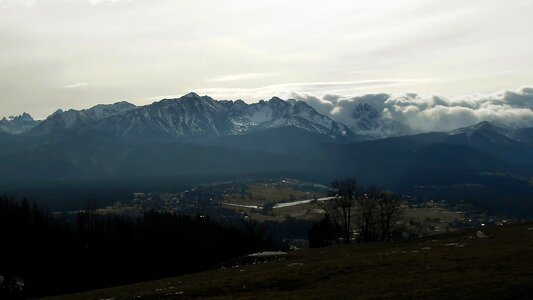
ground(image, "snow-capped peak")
xmin=447 ymin=121 xmax=529 ymax=145
xmin=26 ymin=101 xmax=136 ymax=135
xmin=0 ymin=112 xmax=39 ymax=134
xmin=21 ymin=94 xmax=357 ymax=139
xmin=227 ymin=98 xmax=354 ymax=138
xmin=335 ymin=102 xmax=411 ymax=139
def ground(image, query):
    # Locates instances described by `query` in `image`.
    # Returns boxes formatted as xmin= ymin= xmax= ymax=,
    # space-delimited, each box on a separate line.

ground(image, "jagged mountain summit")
xmin=10 ymin=93 xmax=533 ymax=142
xmin=8 ymin=93 xmax=356 ymax=140
xmin=448 ymin=121 xmax=533 ymax=145
xmin=0 ymin=113 xmax=39 ymax=134
xmin=26 ymin=101 xmax=137 ymax=136
xmin=82 ymin=93 xmax=355 ymax=140
xmin=343 ymin=102 xmax=411 ymax=139
xmin=227 ymin=97 xmax=353 ymax=137
xmin=93 ymin=93 xmax=236 ymax=139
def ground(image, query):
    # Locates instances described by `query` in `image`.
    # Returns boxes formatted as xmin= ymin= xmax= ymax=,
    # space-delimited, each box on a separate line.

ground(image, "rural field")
xmin=219 ymin=180 xmax=467 ymax=234
xmin=44 ymin=223 xmax=533 ymax=300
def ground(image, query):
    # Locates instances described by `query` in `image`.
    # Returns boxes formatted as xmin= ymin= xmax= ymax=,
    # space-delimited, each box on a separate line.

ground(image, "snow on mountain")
xmin=6 ymin=93 xmax=533 ymax=146
xmin=448 ymin=121 xmax=532 ymax=145
xmin=94 ymin=93 xmax=354 ymax=140
xmin=27 ymin=101 xmax=136 ymax=135
xmin=15 ymin=93 xmax=418 ymax=140
xmin=94 ymin=93 xmax=236 ymax=138
xmin=228 ymin=97 xmax=353 ymax=137
xmin=339 ymin=102 xmax=411 ymax=139
xmin=0 ymin=113 xmax=39 ymax=134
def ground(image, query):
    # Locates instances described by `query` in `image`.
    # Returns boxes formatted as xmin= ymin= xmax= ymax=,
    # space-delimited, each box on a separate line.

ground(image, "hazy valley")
xmin=2 ymin=93 xmax=533 ymax=217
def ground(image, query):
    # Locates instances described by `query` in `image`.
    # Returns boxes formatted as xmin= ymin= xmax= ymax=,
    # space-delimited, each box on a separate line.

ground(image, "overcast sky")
xmin=1 ymin=0 xmax=532 ymax=119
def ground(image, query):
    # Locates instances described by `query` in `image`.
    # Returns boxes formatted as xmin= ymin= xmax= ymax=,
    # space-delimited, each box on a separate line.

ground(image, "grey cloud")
xmin=432 ymin=96 xmax=449 ymax=107
xmin=295 ymin=87 xmax=533 ymax=132
xmin=323 ymin=94 xmax=341 ymax=104
xmin=288 ymin=93 xmax=334 ymax=116
xmin=501 ymin=87 xmax=533 ymax=108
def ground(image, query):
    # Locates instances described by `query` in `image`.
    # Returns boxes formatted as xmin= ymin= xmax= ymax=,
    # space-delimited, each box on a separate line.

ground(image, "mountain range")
xmin=1 ymin=93 xmax=392 ymax=140
xmin=0 ymin=93 xmax=352 ymax=140
xmin=0 ymin=113 xmax=40 ymax=135
xmin=1 ymin=93 xmax=532 ymax=216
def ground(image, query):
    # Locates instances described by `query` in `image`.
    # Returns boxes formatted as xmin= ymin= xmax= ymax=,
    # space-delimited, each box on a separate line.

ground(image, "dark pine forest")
xmin=0 ymin=196 xmax=271 ymax=298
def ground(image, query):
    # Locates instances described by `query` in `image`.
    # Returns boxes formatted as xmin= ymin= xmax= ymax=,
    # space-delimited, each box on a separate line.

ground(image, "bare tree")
xmin=330 ymin=178 xmax=357 ymax=244
xmin=356 ymin=190 xmax=378 ymax=242
xmin=322 ymin=182 xmax=404 ymax=245
xmin=78 ymin=199 xmax=98 ymax=235
xmin=376 ymin=192 xmax=402 ymax=241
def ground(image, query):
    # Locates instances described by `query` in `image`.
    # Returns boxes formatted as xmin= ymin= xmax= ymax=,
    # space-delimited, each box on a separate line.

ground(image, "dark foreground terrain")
xmin=44 ymin=223 xmax=533 ymax=300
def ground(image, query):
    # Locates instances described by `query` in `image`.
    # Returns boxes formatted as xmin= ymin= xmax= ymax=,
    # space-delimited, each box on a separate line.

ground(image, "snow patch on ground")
xmin=248 ymin=251 xmax=287 ymax=257
xmin=222 ymin=203 xmax=260 ymax=209
xmin=273 ymin=197 xmax=335 ymax=209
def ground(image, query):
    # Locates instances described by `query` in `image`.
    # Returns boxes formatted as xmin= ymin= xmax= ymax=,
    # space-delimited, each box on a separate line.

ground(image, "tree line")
xmin=0 ymin=196 xmax=270 ymax=298
xmin=309 ymin=178 xmax=403 ymax=247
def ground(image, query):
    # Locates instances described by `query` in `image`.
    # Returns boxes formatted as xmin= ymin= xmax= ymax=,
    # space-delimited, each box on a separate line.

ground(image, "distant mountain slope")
xmin=0 ymin=130 xmax=299 ymax=181
xmin=6 ymin=93 xmax=533 ymax=142
xmin=448 ymin=121 xmax=526 ymax=145
xmin=0 ymin=113 xmax=39 ymax=134
xmin=385 ymin=121 xmax=533 ymax=165
xmin=1 ymin=122 xmax=532 ymax=216
xmin=196 ymin=126 xmax=349 ymax=154
xmin=227 ymin=97 xmax=354 ymax=138
xmin=93 ymin=93 xmax=237 ymax=139
xmin=343 ymin=102 xmax=411 ymax=139
xmin=518 ymin=127 xmax=533 ymax=143
xmin=0 ymin=123 xmax=520 ymax=185
xmin=0 ymin=132 xmax=14 ymax=145
xmin=26 ymin=101 xmax=136 ymax=136
xmin=2 ymin=97 xmax=533 ymax=217
xmin=92 ymin=93 xmax=354 ymax=140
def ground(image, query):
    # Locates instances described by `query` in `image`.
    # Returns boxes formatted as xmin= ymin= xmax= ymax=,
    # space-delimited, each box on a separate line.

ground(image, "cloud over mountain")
xmin=294 ymin=87 xmax=533 ymax=133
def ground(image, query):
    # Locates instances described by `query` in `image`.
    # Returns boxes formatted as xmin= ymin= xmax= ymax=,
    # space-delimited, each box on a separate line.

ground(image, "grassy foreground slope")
xmin=45 ymin=224 xmax=533 ymax=300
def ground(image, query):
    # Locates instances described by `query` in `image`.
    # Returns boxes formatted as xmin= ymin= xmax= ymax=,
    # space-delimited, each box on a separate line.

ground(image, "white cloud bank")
xmin=291 ymin=87 xmax=533 ymax=132
xmin=0 ymin=0 xmax=531 ymax=119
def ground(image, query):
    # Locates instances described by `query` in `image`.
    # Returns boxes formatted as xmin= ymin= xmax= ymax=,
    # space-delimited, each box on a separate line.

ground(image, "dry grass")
xmin=44 ymin=223 xmax=533 ymax=300
xmin=225 ymin=199 xmax=466 ymax=225
xmin=223 ymin=184 xmax=321 ymax=207
xmin=402 ymin=207 xmax=464 ymax=223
